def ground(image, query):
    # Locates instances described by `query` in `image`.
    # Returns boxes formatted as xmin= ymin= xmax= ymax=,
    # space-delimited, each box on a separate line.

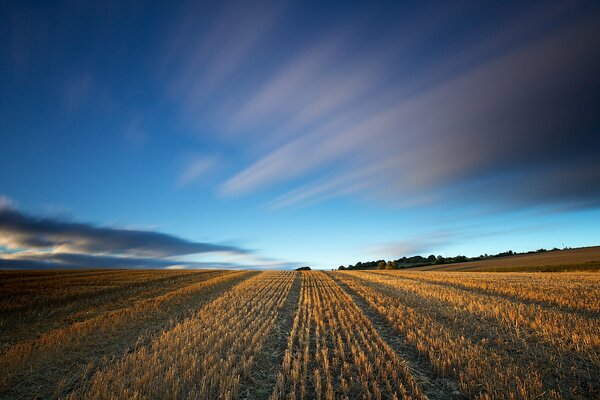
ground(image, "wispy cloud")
xmin=368 ymin=224 xmax=551 ymax=260
xmin=164 ymin=2 xmax=599 ymax=212
xmin=177 ymin=155 xmax=218 ymax=188
xmin=165 ymin=0 xmax=289 ymax=127
xmin=370 ymin=234 xmax=454 ymax=260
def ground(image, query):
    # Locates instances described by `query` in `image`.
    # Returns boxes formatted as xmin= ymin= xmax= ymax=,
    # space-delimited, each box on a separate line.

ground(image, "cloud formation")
xmin=0 ymin=206 xmax=248 ymax=257
xmin=166 ymin=2 xmax=600 ymax=212
xmin=0 ymin=203 xmax=259 ymax=269
xmin=177 ymin=155 xmax=218 ymax=187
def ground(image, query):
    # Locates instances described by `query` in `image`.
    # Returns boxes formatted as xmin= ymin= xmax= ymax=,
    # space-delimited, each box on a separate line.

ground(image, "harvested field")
xmin=1 ymin=269 xmax=598 ymax=399
xmin=412 ymin=246 xmax=600 ymax=272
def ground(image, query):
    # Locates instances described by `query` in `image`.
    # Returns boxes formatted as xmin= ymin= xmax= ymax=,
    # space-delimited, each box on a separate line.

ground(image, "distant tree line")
xmin=338 ymin=247 xmax=562 ymax=270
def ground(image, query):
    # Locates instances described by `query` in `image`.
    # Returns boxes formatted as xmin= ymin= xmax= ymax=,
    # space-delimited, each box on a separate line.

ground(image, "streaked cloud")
xmin=165 ymin=2 xmax=599 ymax=212
xmin=371 ymin=235 xmax=453 ymax=261
xmin=165 ymin=0 xmax=289 ymax=125
xmin=177 ymin=155 xmax=218 ymax=187
xmin=368 ymin=223 xmax=551 ymax=260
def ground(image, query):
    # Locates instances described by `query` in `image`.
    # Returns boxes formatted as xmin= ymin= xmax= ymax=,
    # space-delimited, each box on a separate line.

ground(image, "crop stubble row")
xmin=1 ymin=269 xmax=598 ymax=400
xmin=334 ymin=270 xmax=599 ymax=399
xmin=0 ymin=270 xmax=254 ymax=400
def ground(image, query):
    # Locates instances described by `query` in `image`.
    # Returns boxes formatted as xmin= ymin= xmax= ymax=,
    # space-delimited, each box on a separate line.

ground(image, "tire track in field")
xmin=240 ymin=272 xmax=302 ymax=400
xmin=327 ymin=272 xmax=463 ymax=400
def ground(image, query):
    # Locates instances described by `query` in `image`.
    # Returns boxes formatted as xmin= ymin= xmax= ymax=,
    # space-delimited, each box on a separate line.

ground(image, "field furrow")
xmin=371 ymin=270 xmax=600 ymax=315
xmin=335 ymin=271 xmax=600 ymax=399
xmin=1 ymin=269 xmax=598 ymax=399
xmin=364 ymin=272 xmax=600 ymax=356
xmin=272 ymin=271 xmax=425 ymax=400
xmin=74 ymin=271 xmax=295 ymax=399
xmin=328 ymin=273 xmax=461 ymax=400
xmin=242 ymin=272 xmax=302 ymax=399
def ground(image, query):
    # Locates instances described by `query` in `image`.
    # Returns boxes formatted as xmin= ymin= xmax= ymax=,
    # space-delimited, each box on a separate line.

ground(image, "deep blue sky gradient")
xmin=1 ymin=1 xmax=599 ymax=269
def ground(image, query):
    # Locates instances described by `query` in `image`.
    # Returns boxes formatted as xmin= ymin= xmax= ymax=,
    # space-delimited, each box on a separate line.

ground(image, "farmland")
xmin=412 ymin=246 xmax=600 ymax=272
xmin=1 ymin=269 xmax=598 ymax=399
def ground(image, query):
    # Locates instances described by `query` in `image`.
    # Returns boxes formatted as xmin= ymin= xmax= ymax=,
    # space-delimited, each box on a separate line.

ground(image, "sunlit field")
xmin=1 ymin=269 xmax=598 ymax=399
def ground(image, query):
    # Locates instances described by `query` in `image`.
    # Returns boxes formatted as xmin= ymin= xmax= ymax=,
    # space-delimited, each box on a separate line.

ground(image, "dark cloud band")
xmin=0 ymin=253 xmax=240 ymax=270
xmin=0 ymin=206 xmax=249 ymax=257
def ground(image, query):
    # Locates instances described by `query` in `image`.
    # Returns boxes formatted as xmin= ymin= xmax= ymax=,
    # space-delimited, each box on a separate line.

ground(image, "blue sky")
xmin=0 ymin=1 xmax=599 ymax=269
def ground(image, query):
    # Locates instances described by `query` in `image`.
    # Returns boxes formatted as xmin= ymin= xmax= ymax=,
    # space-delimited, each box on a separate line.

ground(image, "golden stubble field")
xmin=0 ymin=269 xmax=598 ymax=399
